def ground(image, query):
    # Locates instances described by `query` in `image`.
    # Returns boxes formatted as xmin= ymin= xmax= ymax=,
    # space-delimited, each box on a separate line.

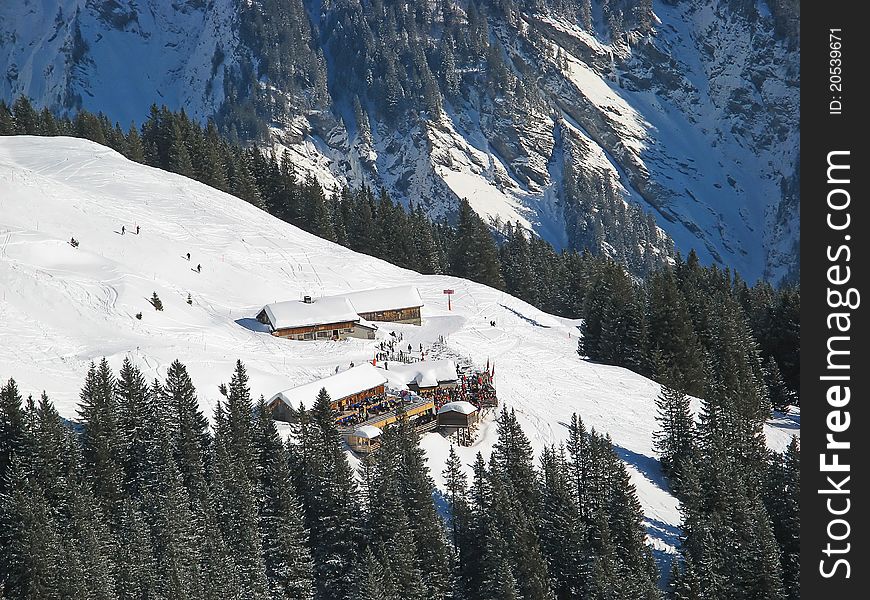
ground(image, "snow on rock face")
xmin=0 ymin=136 xmax=798 ymax=561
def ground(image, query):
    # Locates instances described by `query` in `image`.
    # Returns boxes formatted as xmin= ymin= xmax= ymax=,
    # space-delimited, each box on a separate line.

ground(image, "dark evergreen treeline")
xmin=578 ymin=249 xmax=800 ymax=404
xmin=1 ymin=361 xmax=660 ymax=599
xmin=654 ymin=377 xmax=800 ymax=599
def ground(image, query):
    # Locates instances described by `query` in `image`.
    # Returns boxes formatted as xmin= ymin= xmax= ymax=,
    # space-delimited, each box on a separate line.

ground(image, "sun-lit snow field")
xmin=0 ymin=136 xmax=799 ymax=563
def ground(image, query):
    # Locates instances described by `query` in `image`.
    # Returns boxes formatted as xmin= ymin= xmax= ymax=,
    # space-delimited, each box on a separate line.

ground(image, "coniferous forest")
xmin=0 ymin=357 xmax=800 ymax=600
xmin=2 ymin=358 xmax=662 ymax=600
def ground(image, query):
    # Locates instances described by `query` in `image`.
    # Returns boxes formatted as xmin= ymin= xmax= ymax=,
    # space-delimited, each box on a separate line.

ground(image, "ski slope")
xmin=0 ymin=136 xmax=799 ymax=566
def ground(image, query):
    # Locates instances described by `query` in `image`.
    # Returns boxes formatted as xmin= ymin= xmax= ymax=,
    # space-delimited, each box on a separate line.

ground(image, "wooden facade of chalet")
xmin=256 ymin=310 xmax=377 ymax=341
xmin=331 ymin=384 xmax=386 ymax=412
xmin=265 ymin=318 xmax=358 ymax=341
xmin=437 ymin=409 xmax=479 ymax=429
xmin=268 ymin=377 xmax=386 ymax=422
xmin=356 ymin=305 xmax=422 ymax=326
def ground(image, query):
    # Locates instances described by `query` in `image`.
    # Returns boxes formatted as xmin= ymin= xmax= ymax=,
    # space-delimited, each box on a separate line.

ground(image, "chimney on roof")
xmin=303 ymin=295 xmax=312 ymax=304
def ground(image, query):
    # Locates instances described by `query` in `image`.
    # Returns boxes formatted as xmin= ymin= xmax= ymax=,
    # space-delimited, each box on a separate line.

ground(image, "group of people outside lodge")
xmin=430 ymin=370 xmax=497 ymax=412
xmin=336 ymin=393 xmax=411 ymax=427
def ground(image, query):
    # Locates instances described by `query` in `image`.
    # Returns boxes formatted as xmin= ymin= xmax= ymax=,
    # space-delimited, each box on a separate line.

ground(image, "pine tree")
xmin=0 ymin=379 xmax=27 ymax=496
xmin=490 ymin=408 xmax=538 ymax=516
xmin=168 ymin=120 xmax=195 ymax=177
xmin=0 ymin=100 xmax=15 ymax=135
xmin=450 ymin=199 xmax=505 ymax=290
xmin=11 ymin=97 xmax=39 ymax=134
xmin=537 ymin=447 xmax=589 ymax=600
xmin=162 ymin=360 xmax=210 ymax=504
xmin=653 ymin=384 xmax=696 ymax=489
xmin=212 ymin=401 xmax=269 ymax=599
xmin=368 ymin=433 xmax=427 ymax=600
xmin=0 ymin=462 xmax=63 ymax=598
xmin=253 ymin=397 xmax=314 ymax=599
xmin=117 ymin=358 xmax=153 ymax=499
xmin=138 ymin=388 xmax=201 ymax=600
xmin=579 ymin=260 xmax=647 ymax=372
xmin=763 ymin=356 xmax=793 ymax=412
xmin=764 ymin=437 xmax=800 ymax=600
xmin=294 ymin=389 xmax=360 ymax=600
xmin=78 ymin=359 xmax=125 ymax=520
xmin=646 ymin=268 xmax=705 ymax=394
xmin=125 ymin=123 xmax=145 ymax=162
xmin=442 ymin=445 xmax=468 ymax=550
xmin=380 ymin=416 xmax=451 ymax=599
xmin=151 ymin=291 xmax=164 ymax=311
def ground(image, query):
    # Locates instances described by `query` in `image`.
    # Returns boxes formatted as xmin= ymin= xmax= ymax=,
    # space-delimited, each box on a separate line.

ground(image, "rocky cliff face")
xmin=0 ymin=0 xmax=799 ymax=282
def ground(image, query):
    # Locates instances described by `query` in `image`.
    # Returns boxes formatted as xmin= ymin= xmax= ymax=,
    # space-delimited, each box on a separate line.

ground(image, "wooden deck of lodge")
xmin=340 ymin=395 xmax=436 ymax=435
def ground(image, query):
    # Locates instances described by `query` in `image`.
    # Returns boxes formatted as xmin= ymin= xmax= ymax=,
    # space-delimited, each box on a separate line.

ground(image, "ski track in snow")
xmin=0 ymin=136 xmax=799 ymax=569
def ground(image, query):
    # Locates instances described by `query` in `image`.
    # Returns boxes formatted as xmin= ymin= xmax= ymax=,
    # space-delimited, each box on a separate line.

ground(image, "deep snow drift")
xmin=0 ymin=136 xmax=799 ymax=564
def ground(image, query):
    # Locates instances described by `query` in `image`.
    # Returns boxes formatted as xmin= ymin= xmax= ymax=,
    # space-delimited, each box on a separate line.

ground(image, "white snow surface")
xmin=332 ymin=285 xmax=423 ymax=314
xmin=262 ymin=296 xmax=359 ymax=330
xmin=269 ymin=363 xmax=387 ymax=410
xmin=0 ymin=136 xmax=799 ymax=564
xmin=352 ymin=425 xmax=383 ymax=439
xmin=437 ymin=401 xmax=478 ymax=416
xmin=382 ymin=359 xmax=459 ymax=389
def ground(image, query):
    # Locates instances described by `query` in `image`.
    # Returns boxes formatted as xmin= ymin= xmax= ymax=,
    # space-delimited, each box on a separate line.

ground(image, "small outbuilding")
xmin=437 ymin=401 xmax=479 ymax=446
xmin=347 ymin=425 xmax=383 ymax=454
xmin=437 ymin=401 xmax=479 ymax=428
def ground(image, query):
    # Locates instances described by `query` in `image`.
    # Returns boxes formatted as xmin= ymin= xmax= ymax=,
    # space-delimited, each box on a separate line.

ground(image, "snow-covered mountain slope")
xmin=0 ymin=136 xmax=799 ymax=562
xmin=0 ymin=0 xmax=799 ymax=283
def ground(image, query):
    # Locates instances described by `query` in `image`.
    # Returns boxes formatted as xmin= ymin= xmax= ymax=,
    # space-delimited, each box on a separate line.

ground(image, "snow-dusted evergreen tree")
xmin=764 ymin=437 xmax=800 ymax=600
xmin=384 ymin=414 xmax=452 ymax=600
xmin=162 ymin=359 xmax=210 ymax=504
xmin=653 ymin=384 xmax=696 ymax=490
xmin=291 ymin=389 xmax=360 ymax=600
xmin=578 ymin=260 xmax=647 ymax=372
xmin=78 ymin=359 xmax=125 ymax=520
xmin=252 ymin=397 xmax=314 ymax=599
xmin=117 ymin=358 xmax=153 ymax=499
xmin=450 ymin=199 xmax=505 ymax=290
xmin=367 ymin=427 xmax=427 ymax=600
xmin=211 ymin=361 xmax=268 ymax=599
xmin=537 ymin=446 xmax=589 ymax=600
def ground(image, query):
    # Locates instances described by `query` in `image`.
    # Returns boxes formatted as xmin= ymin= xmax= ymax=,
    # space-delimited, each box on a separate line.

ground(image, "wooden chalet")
xmin=334 ymin=285 xmax=424 ymax=325
xmin=257 ymin=296 xmax=377 ymax=341
xmin=267 ymin=363 xmax=388 ymax=421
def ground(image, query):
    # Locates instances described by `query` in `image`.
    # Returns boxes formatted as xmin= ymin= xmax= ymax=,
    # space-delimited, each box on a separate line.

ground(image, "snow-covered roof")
xmin=333 ymin=285 xmax=423 ymax=314
xmin=437 ymin=401 xmax=478 ymax=415
xmin=352 ymin=425 xmax=383 ymax=439
xmin=383 ymin=359 xmax=459 ymax=388
xmin=261 ymin=297 xmax=359 ymax=330
xmin=270 ymin=364 xmax=387 ymax=409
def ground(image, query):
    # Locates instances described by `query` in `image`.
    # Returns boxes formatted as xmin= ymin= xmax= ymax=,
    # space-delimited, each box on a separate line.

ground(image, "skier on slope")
xmin=196 ymin=263 xmax=201 ymax=273
xmin=121 ymin=225 xmax=125 ymax=235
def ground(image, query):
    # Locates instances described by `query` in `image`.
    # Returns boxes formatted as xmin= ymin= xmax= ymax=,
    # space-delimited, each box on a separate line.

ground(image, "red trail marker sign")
xmin=443 ymin=289 xmax=454 ymax=311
